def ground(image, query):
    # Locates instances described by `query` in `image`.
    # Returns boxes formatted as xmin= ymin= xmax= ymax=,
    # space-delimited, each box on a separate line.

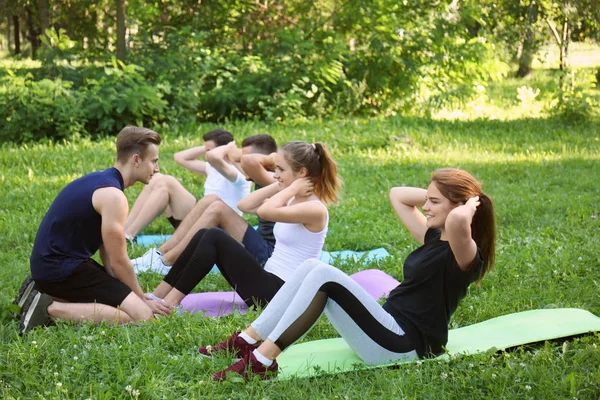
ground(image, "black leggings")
xmin=163 ymin=228 xmax=285 ymax=307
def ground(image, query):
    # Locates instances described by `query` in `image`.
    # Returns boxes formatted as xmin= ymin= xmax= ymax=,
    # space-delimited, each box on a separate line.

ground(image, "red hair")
xmin=431 ymin=168 xmax=496 ymax=281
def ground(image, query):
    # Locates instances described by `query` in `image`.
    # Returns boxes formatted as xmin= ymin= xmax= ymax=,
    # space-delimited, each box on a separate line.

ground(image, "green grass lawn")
xmin=1 ymin=85 xmax=600 ymax=397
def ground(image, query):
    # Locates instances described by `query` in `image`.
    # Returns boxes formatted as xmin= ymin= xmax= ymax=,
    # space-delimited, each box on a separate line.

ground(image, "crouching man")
xmin=18 ymin=126 xmax=172 ymax=334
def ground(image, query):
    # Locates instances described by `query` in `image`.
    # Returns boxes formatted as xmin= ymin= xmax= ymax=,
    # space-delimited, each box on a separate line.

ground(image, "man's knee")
xmin=197 ymin=194 xmax=219 ymax=207
xmin=148 ymin=173 xmax=168 ymax=187
xmin=204 ymin=200 xmax=230 ymax=222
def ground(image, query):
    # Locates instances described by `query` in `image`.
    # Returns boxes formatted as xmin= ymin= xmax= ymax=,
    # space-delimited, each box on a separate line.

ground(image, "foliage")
xmin=0 ymin=71 xmax=85 ymax=143
xmin=80 ymin=59 xmax=169 ymax=136
xmin=550 ymin=69 xmax=599 ymax=123
xmin=1 ymin=104 xmax=600 ymax=397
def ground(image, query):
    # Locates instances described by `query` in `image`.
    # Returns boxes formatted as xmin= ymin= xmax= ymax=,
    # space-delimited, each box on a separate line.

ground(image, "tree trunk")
xmin=13 ymin=15 xmax=20 ymax=55
xmin=37 ymin=0 xmax=50 ymax=39
xmin=516 ymin=0 xmax=538 ymax=78
xmin=116 ymin=0 xmax=126 ymax=63
xmin=560 ymin=20 xmax=569 ymax=71
xmin=546 ymin=18 xmax=569 ymax=72
xmin=25 ymin=5 xmax=41 ymax=59
xmin=4 ymin=1 xmax=10 ymax=52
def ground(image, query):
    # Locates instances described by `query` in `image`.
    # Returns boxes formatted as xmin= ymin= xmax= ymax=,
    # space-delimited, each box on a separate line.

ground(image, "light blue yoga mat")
xmin=136 ymin=234 xmax=172 ymax=246
xmin=135 ymin=234 xmax=391 ymax=276
xmin=276 ymin=308 xmax=600 ymax=380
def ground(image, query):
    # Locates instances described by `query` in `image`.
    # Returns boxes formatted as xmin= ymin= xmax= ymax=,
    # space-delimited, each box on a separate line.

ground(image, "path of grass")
xmin=0 ymin=111 xmax=599 ymax=398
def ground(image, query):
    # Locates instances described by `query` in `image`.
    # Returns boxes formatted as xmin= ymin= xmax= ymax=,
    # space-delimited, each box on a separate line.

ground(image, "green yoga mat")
xmin=277 ymin=308 xmax=600 ymax=380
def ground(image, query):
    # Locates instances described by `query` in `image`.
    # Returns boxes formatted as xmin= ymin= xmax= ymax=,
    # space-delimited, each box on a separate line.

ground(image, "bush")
xmin=551 ymin=70 xmax=598 ymax=124
xmin=0 ymin=71 xmax=85 ymax=143
xmin=80 ymin=59 xmax=169 ymax=136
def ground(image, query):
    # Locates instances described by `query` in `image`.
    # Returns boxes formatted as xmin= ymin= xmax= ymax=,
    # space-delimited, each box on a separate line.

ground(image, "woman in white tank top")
xmin=149 ymin=141 xmax=343 ymax=311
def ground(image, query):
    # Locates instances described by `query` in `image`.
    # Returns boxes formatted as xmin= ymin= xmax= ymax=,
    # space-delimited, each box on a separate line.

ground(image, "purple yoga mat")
xmin=180 ymin=269 xmax=401 ymax=317
xmin=350 ymin=269 xmax=400 ymax=300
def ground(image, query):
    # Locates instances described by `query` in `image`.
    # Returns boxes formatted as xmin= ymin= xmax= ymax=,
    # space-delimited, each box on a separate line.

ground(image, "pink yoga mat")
xmin=180 ymin=269 xmax=401 ymax=317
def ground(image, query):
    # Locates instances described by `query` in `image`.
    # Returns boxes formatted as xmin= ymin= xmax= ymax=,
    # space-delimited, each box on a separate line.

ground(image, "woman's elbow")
xmin=256 ymin=205 xmax=270 ymax=220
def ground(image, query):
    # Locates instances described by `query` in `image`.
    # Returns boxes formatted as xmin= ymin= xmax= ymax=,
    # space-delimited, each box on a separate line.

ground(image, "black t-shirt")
xmin=383 ymin=228 xmax=483 ymax=358
xmin=254 ymin=183 xmax=275 ymax=246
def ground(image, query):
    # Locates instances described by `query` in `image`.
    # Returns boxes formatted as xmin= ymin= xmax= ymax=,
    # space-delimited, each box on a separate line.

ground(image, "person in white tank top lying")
xmin=145 ymin=141 xmax=342 ymax=311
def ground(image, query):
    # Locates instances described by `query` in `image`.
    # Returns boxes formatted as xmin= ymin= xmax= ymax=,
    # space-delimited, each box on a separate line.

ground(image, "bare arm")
xmin=227 ymin=145 xmax=243 ymax=164
xmin=205 ymin=142 xmax=242 ymax=182
xmin=257 ymin=178 xmax=326 ymax=232
xmin=92 ymin=187 xmax=144 ymax=298
xmin=240 ymin=152 xmax=277 ymax=187
xmin=446 ymin=196 xmax=480 ymax=271
xmin=389 ymin=186 xmax=428 ymax=244
xmin=238 ymin=181 xmax=280 ymax=214
xmin=173 ymin=145 xmax=208 ymax=175
xmin=99 ymin=245 xmax=115 ymax=278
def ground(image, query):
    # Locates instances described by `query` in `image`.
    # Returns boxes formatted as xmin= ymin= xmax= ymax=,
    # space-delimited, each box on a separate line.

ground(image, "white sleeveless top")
xmin=263 ymin=199 xmax=329 ymax=281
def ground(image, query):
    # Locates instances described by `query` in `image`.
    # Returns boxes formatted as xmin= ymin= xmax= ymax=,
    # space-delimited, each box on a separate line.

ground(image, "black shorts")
xmin=167 ymin=216 xmax=181 ymax=229
xmin=242 ymin=225 xmax=275 ymax=265
xmin=34 ymin=259 xmax=132 ymax=308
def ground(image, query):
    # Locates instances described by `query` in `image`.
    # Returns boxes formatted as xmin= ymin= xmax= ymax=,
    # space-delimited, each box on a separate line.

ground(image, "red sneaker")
xmin=198 ymin=332 xmax=259 ymax=361
xmin=212 ymin=351 xmax=278 ymax=382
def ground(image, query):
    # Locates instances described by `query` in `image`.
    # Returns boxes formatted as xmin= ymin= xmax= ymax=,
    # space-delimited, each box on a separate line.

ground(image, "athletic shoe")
xmin=11 ymin=275 xmax=35 ymax=319
xmin=131 ymin=248 xmax=170 ymax=274
xmin=19 ymin=290 xmax=53 ymax=335
xmin=212 ymin=351 xmax=278 ymax=381
xmin=125 ymin=233 xmax=137 ymax=244
xmin=199 ymin=331 xmax=259 ymax=361
xmin=174 ymin=304 xmax=185 ymax=316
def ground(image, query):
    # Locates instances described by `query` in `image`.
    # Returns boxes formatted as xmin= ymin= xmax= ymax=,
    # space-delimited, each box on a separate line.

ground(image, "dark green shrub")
xmin=80 ymin=59 xmax=169 ymax=136
xmin=0 ymin=71 xmax=85 ymax=143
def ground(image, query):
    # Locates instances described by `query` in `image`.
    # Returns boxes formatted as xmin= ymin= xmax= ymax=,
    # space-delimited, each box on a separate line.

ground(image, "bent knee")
xmin=200 ymin=194 xmax=220 ymax=205
xmin=205 ymin=200 xmax=232 ymax=216
xmin=148 ymin=173 xmax=168 ymax=186
xmin=296 ymin=258 xmax=327 ymax=274
xmin=120 ymin=293 xmax=154 ymax=322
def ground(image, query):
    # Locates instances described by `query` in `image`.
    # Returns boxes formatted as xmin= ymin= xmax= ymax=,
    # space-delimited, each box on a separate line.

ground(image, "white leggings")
xmin=251 ymin=259 xmax=418 ymax=365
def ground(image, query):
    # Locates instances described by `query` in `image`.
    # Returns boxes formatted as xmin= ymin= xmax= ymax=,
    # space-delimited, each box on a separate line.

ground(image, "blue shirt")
xmin=30 ymin=168 xmax=125 ymax=281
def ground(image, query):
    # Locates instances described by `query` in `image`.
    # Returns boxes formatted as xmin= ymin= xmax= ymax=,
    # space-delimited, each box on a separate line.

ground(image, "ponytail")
xmin=281 ymin=141 xmax=342 ymax=205
xmin=313 ymin=142 xmax=342 ymax=205
xmin=472 ymin=193 xmax=496 ymax=282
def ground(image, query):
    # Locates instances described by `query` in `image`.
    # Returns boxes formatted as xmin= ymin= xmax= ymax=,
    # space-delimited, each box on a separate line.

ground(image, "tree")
xmin=116 ymin=0 xmax=126 ymax=62
xmin=516 ymin=0 xmax=538 ymax=78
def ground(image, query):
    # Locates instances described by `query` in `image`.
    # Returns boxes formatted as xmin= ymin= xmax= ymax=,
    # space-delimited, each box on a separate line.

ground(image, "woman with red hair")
xmin=200 ymin=168 xmax=496 ymax=381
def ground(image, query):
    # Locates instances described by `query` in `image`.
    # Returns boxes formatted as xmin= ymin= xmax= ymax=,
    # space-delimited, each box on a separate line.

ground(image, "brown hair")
xmin=203 ymin=129 xmax=233 ymax=146
xmin=241 ymin=134 xmax=277 ymax=155
xmin=430 ymin=168 xmax=496 ymax=281
xmin=116 ymin=126 xmax=161 ymax=162
xmin=281 ymin=141 xmax=342 ymax=205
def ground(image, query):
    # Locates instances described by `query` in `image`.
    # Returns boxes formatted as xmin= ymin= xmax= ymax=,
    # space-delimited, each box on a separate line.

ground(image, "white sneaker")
xmin=144 ymin=292 xmax=164 ymax=301
xmin=131 ymin=248 xmax=171 ymax=275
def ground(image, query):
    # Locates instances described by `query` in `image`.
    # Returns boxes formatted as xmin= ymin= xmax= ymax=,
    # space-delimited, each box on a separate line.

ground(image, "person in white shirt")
xmin=146 ymin=141 xmax=342 ymax=313
xmin=132 ymin=134 xmax=279 ymax=273
xmin=123 ymin=129 xmax=250 ymax=240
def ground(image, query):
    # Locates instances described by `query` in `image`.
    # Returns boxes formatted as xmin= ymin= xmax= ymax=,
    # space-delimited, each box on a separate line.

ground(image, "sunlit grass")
xmin=1 ymin=52 xmax=600 ymax=398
